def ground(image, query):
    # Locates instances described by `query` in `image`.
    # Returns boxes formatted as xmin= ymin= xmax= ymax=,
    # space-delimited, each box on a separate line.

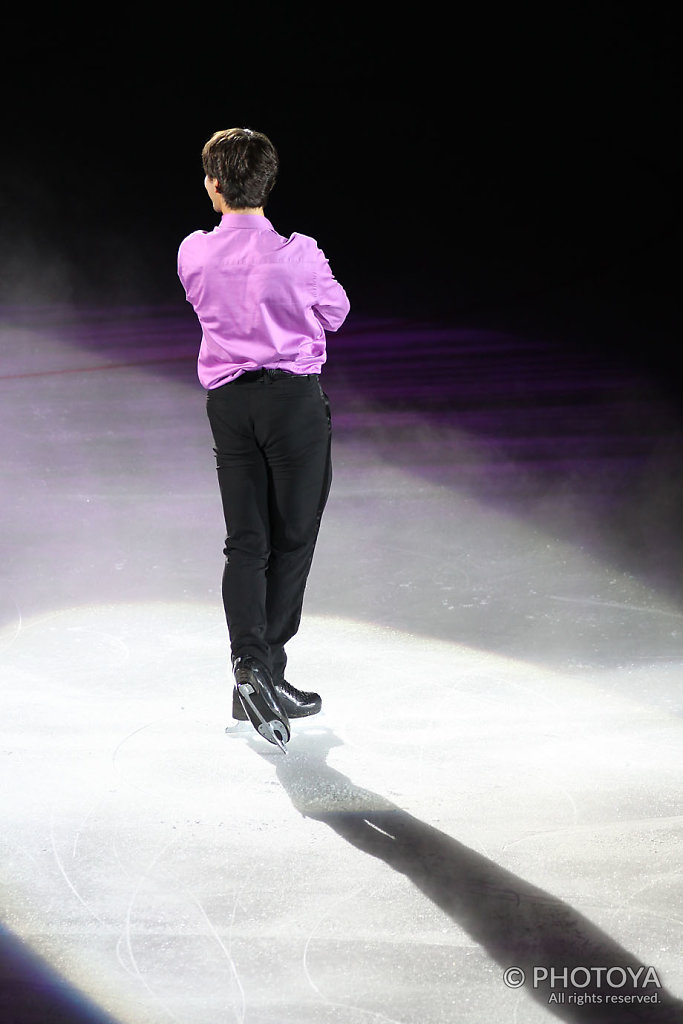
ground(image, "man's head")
xmin=202 ymin=128 xmax=279 ymax=212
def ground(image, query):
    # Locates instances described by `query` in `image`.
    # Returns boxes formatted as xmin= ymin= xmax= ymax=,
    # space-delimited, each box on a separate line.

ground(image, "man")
xmin=177 ymin=127 xmax=350 ymax=752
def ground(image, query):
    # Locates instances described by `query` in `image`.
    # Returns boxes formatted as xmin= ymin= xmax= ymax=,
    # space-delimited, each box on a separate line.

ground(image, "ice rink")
xmin=1 ymin=305 xmax=682 ymax=1023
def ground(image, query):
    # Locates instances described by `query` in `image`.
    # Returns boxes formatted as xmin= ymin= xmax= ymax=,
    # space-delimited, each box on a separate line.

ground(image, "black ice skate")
xmin=233 ymin=656 xmax=290 ymax=753
xmin=232 ymin=680 xmax=322 ymax=722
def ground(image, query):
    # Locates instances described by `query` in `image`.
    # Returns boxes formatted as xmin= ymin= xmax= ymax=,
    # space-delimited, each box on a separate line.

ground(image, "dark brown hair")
xmin=201 ymin=128 xmax=279 ymax=209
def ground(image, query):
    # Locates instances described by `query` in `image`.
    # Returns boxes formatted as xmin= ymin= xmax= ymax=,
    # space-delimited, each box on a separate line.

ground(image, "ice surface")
xmin=1 ymin=306 xmax=682 ymax=1023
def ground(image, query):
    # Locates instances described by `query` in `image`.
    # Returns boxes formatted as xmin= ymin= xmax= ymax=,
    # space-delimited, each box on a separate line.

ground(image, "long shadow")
xmin=248 ymin=729 xmax=683 ymax=1023
xmin=0 ymin=924 xmax=122 ymax=1024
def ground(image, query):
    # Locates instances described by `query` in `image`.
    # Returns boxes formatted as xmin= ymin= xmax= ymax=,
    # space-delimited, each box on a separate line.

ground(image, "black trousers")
xmin=206 ymin=370 xmax=332 ymax=683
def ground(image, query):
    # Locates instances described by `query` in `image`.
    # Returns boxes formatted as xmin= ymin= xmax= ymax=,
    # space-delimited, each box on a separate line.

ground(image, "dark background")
xmin=1 ymin=6 xmax=679 ymax=384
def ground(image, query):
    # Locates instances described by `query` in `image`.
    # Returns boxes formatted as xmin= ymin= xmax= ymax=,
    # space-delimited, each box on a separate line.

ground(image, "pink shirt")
xmin=177 ymin=213 xmax=350 ymax=388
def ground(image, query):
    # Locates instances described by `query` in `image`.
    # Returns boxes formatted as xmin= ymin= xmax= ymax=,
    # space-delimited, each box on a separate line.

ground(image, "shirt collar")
xmin=218 ymin=213 xmax=273 ymax=231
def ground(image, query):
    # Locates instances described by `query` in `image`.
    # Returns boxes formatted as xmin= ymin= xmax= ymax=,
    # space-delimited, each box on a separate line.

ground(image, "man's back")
xmin=178 ymin=213 xmax=349 ymax=387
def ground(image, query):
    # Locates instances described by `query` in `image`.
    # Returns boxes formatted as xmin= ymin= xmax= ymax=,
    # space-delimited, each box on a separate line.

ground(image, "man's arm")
xmin=313 ymin=249 xmax=350 ymax=331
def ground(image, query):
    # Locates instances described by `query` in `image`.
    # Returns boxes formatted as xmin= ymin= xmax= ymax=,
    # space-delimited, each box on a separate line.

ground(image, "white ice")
xmin=1 ymin=307 xmax=682 ymax=1023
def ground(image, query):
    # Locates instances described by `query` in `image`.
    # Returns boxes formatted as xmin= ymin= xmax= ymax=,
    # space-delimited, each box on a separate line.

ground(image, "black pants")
xmin=206 ymin=370 xmax=332 ymax=683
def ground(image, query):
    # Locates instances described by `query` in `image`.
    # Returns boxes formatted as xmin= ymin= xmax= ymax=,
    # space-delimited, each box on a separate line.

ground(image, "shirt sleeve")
xmin=313 ymin=248 xmax=350 ymax=331
xmin=177 ymin=232 xmax=205 ymax=305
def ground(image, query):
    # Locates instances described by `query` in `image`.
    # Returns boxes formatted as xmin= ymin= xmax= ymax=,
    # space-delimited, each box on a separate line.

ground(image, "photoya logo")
xmin=503 ymin=964 xmax=662 ymax=1005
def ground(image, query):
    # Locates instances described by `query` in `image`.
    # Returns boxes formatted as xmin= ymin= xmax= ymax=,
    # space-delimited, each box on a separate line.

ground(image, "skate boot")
xmin=233 ymin=656 xmax=290 ymax=753
xmin=232 ymin=679 xmax=321 ymax=722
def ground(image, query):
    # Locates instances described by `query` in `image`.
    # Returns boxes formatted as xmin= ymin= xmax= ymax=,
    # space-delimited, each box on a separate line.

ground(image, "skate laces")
xmin=278 ymin=680 xmax=307 ymax=700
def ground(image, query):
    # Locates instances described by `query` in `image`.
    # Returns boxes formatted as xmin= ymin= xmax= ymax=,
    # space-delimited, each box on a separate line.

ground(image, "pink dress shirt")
xmin=177 ymin=213 xmax=350 ymax=388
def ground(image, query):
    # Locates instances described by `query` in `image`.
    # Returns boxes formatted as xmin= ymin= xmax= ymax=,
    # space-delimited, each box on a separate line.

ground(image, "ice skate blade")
xmin=258 ymin=720 xmax=289 ymax=754
xmin=224 ymin=720 xmax=251 ymax=736
xmin=238 ymin=683 xmax=289 ymax=753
